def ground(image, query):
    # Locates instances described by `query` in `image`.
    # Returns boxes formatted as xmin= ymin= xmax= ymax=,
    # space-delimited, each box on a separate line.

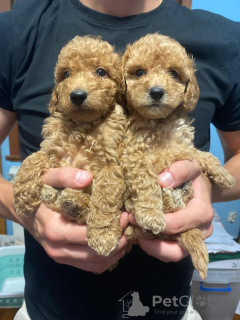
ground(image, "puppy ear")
xmin=183 ymin=58 xmax=200 ymax=112
xmin=116 ymin=84 xmax=126 ymax=107
xmin=121 ymin=48 xmax=130 ymax=77
xmin=48 ymin=87 xmax=59 ymax=115
xmin=116 ymin=69 xmax=127 ymax=108
xmin=120 ymin=52 xmax=130 ymax=111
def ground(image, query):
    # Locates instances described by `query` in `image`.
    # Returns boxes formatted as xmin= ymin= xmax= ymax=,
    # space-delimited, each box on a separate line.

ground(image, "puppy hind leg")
xmin=181 ymin=181 xmax=194 ymax=204
xmin=87 ymin=165 xmax=125 ymax=256
xmin=162 ymin=181 xmax=194 ymax=213
xmin=122 ymin=152 xmax=165 ymax=234
xmin=13 ymin=151 xmax=50 ymax=216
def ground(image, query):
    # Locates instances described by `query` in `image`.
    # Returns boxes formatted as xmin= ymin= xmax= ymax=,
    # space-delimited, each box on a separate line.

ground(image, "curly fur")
xmin=13 ymin=36 xmax=127 ymax=256
xmin=121 ymin=34 xmax=236 ymax=279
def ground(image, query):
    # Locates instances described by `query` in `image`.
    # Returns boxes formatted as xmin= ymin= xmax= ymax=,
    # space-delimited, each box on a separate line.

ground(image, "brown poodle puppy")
xmin=121 ymin=34 xmax=235 ymax=279
xmin=14 ymin=36 xmax=127 ymax=256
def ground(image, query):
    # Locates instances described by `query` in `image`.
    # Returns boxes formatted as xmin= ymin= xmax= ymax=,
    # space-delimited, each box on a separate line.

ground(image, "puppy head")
xmin=49 ymin=36 xmax=122 ymax=122
xmin=122 ymin=34 xmax=199 ymax=119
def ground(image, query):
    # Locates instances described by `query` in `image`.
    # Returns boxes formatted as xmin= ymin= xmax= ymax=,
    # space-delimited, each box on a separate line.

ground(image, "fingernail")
xmin=159 ymin=171 xmax=173 ymax=187
xmin=75 ymin=170 xmax=91 ymax=185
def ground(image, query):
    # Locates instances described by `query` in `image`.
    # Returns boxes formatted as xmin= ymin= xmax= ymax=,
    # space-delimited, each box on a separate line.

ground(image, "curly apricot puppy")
xmin=121 ymin=34 xmax=235 ymax=279
xmin=14 ymin=36 xmax=127 ymax=256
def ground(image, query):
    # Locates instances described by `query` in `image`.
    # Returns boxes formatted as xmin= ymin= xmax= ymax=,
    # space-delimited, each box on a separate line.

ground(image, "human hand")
xmin=22 ymin=167 xmax=128 ymax=273
xmin=129 ymin=160 xmax=214 ymax=262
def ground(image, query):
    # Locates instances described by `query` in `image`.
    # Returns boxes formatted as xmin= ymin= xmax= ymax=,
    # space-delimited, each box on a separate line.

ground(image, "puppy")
xmin=14 ymin=36 xmax=127 ymax=256
xmin=121 ymin=34 xmax=235 ymax=279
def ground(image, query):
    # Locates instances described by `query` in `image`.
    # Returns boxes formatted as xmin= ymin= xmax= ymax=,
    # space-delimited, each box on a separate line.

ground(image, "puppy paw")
xmin=135 ymin=208 xmax=166 ymax=234
xmin=41 ymin=184 xmax=59 ymax=203
xmin=58 ymin=188 xmax=90 ymax=223
xmin=162 ymin=181 xmax=193 ymax=213
xmin=162 ymin=187 xmax=185 ymax=212
xmin=87 ymin=226 xmax=121 ymax=256
xmin=214 ymin=173 xmax=236 ymax=189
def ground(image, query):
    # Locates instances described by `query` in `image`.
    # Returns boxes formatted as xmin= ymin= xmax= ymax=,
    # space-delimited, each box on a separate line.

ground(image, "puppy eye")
xmin=135 ymin=69 xmax=146 ymax=77
xmin=169 ymin=70 xmax=178 ymax=79
xmin=64 ymin=71 xmax=70 ymax=79
xmin=96 ymin=68 xmax=107 ymax=77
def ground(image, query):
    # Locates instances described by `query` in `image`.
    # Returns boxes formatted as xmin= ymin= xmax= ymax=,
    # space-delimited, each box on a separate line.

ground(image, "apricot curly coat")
xmin=121 ymin=34 xmax=235 ymax=279
xmin=14 ymin=36 xmax=127 ymax=256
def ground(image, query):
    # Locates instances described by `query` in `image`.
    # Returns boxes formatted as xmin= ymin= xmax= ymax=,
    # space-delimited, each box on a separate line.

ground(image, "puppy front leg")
xmin=195 ymin=150 xmax=236 ymax=188
xmin=13 ymin=151 xmax=50 ymax=216
xmin=122 ymin=152 xmax=165 ymax=234
xmin=87 ymin=165 xmax=125 ymax=256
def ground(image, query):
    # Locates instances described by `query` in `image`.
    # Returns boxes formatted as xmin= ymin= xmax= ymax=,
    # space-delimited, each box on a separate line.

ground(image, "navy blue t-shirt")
xmin=0 ymin=0 xmax=240 ymax=319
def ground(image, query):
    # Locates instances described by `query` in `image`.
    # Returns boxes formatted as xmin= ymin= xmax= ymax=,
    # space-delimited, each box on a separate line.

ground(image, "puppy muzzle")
xmin=149 ymin=86 xmax=165 ymax=101
xmin=70 ymin=89 xmax=88 ymax=105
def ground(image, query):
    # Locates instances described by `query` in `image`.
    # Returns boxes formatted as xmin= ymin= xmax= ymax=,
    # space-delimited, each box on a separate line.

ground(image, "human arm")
xmin=0 ymin=108 xmax=19 ymax=222
xmin=211 ymin=129 xmax=240 ymax=202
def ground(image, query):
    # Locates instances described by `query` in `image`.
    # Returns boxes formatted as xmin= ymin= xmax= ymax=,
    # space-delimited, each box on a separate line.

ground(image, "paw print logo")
xmin=195 ymin=296 xmax=206 ymax=307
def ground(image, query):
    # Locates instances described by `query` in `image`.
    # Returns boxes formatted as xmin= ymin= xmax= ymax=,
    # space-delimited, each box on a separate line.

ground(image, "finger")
xmin=138 ymin=238 xmax=189 ymax=263
xmin=163 ymin=202 xmax=213 ymax=235
xmin=36 ymin=203 xmax=88 ymax=245
xmin=120 ymin=211 xmax=130 ymax=230
xmin=128 ymin=213 xmax=137 ymax=225
xmin=59 ymin=246 xmax=126 ymax=273
xmin=158 ymin=159 xmax=201 ymax=188
xmin=42 ymin=167 xmax=93 ymax=188
xmin=62 ymin=234 xmax=128 ymax=261
xmin=128 ymin=203 xmax=213 ymax=238
xmin=46 ymin=235 xmax=128 ymax=273
xmin=192 ymin=172 xmax=212 ymax=200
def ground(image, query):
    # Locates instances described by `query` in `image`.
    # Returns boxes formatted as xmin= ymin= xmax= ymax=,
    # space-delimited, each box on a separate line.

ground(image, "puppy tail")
xmin=177 ymin=229 xmax=209 ymax=280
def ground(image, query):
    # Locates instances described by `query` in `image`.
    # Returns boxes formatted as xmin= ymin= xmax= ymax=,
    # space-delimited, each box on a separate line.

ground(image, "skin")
xmin=79 ymin=0 xmax=163 ymax=17
xmin=1 ymin=0 xmax=240 ymax=272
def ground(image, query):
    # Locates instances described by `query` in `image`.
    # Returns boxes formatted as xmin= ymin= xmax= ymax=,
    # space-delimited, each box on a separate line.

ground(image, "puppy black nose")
xmin=70 ymin=89 xmax=88 ymax=105
xmin=149 ymin=87 xmax=165 ymax=100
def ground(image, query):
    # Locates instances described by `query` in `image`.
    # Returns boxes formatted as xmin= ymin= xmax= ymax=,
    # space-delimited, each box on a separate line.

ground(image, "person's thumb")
xmin=42 ymin=167 xmax=93 ymax=188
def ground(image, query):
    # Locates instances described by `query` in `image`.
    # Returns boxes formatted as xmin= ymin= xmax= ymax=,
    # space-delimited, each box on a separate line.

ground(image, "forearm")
xmin=0 ymin=174 xmax=22 ymax=224
xmin=211 ymin=153 xmax=240 ymax=203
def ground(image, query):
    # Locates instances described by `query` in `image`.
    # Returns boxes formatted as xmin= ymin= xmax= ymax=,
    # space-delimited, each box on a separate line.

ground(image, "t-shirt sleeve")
xmin=212 ymin=75 xmax=240 ymax=132
xmin=0 ymin=11 xmax=14 ymax=111
xmin=211 ymin=24 xmax=240 ymax=132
